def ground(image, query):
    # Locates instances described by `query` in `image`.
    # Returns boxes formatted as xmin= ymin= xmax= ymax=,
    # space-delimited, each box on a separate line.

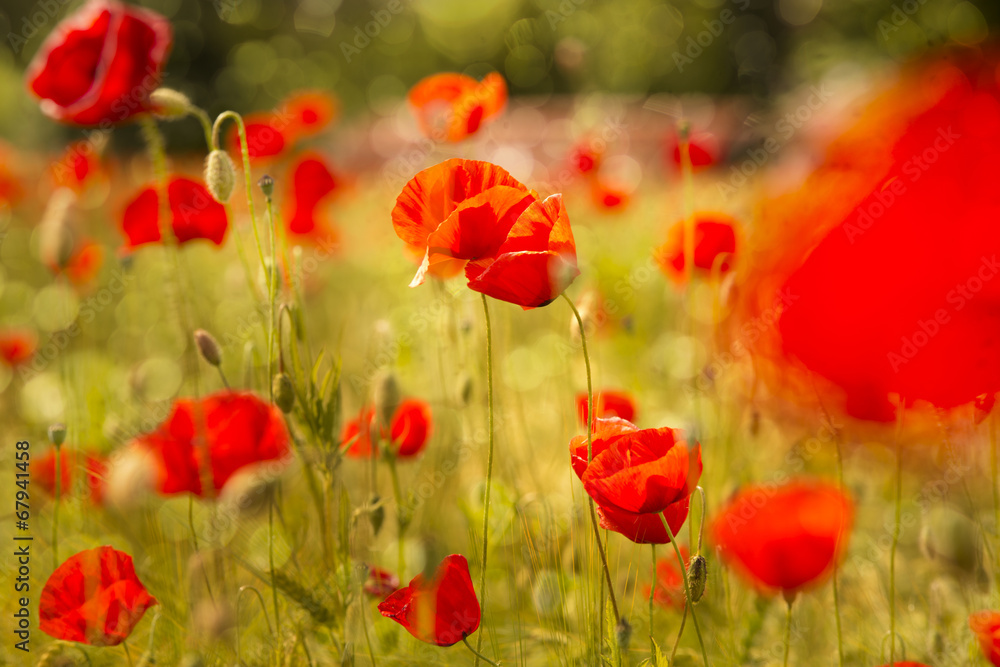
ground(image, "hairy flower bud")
xmin=150 ymin=88 xmax=192 ymax=119
xmin=687 ymin=554 xmax=707 ymax=604
xmin=193 ymin=329 xmax=222 ymax=367
xmin=373 ymin=370 xmax=400 ymax=430
xmin=204 ymin=150 xmax=236 ymax=203
xmin=273 ymin=373 xmax=295 ymax=413
xmin=258 ymin=174 xmax=274 ymax=200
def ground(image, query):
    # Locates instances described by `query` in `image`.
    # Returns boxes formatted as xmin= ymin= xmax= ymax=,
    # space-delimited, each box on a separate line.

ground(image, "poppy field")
xmin=3 ymin=0 xmax=1000 ymax=666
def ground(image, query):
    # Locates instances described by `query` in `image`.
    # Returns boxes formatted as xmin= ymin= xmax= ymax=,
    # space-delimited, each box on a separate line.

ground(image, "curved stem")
xmin=563 ymin=293 xmax=623 ymax=628
xmin=212 ymin=111 xmax=267 ymax=272
xmin=463 ymin=636 xmax=500 ymax=666
xmin=269 ymin=496 xmax=282 ymax=643
xmin=659 ymin=512 xmax=709 ymax=666
xmin=475 ymin=293 xmax=496 ymax=666
xmin=669 ymin=596 xmax=689 ymax=664
xmin=783 ymin=600 xmax=793 ymax=667
xmin=237 ymin=584 xmax=275 ymax=666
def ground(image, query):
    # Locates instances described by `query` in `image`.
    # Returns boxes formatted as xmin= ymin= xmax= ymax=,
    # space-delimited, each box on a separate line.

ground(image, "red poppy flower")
xmin=62 ymin=241 xmax=104 ymax=285
xmin=33 ymin=449 xmax=75 ymax=497
xmin=85 ymin=454 xmax=107 ymax=506
xmin=408 ymin=72 xmax=507 ymax=142
xmin=710 ymin=480 xmax=853 ymax=597
xmin=281 ymin=90 xmax=338 ymax=140
xmin=0 ymin=143 xmax=25 ymax=206
xmin=741 ymin=53 xmax=1000 ymax=422
xmin=121 ymin=176 xmax=228 ymax=248
xmin=285 ymin=152 xmax=339 ymax=239
xmin=51 ymin=141 xmax=103 ymax=192
xmin=668 ymin=132 xmax=719 ymax=170
xmin=341 ymin=398 xmax=433 ymax=459
xmin=971 ymin=611 xmax=1000 ymax=666
xmin=644 ymin=546 xmax=689 ymax=610
xmin=576 ymin=390 xmax=636 ymax=426
xmin=131 ymin=391 xmax=290 ymax=497
xmin=569 ymin=141 xmax=601 ymax=175
xmin=378 ymin=554 xmax=480 ymax=646
xmin=0 ymin=329 xmax=37 ymax=367
xmin=570 ymin=417 xmax=700 ymax=544
xmin=392 ymin=158 xmax=532 ymax=282
xmin=875 ymin=663 xmax=933 ymax=667
xmin=229 ymin=113 xmax=288 ymax=161
xmin=465 ymin=193 xmax=580 ymax=308
xmin=589 ymin=180 xmax=631 ymax=212
xmin=656 ymin=213 xmax=738 ymax=283
xmin=25 ymin=0 xmax=171 ymax=126
xmin=40 ymin=546 xmax=157 ymax=646
xmin=364 ymin=566 xmax=400 ymax=598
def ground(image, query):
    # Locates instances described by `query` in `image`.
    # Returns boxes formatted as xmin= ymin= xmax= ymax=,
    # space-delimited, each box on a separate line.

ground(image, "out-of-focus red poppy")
xmin=50 ymin=141 xmax=103 ymax=193
xmin=282 ymin=90 xmax=338 ymax=140
xmin=668 ymin=132 xmax=720 ymax=170
xmin=740 ymin=53 xmax=1000 ymax=422
xmin=393 ymin=158 xmax=532 ymax=283
xmin=231 ymin=113 xmax=288 ymax=161
xmin=874 ymin=663 xmax=933 ymax=667
xmin=644 ymin=546 xmax=689 ymax=610
xmin=341 ymin=398 xmax=433 ymax=459
xmin=62 ymin=240 xmax=105 ymax=285
xmin=33 ymin=449 xmax=75 ymax=498
xmin=589 ymin=180 xmax=631 ymax=212
xmin=285 ymin=152 xmax=339 ymax=240
xmin=711 ymin=480 xmax=853 ymax=598
xmin=0 ymin=143 xmax=25 ymax=206
xmin=122 ymin=176 xmax=228 ymax=248
xmin=408 ymin=72 xmax=507 ymax=142
xmin=570 ymin=417 xmax=700 ymax=544
xmin=0 ymin=329 xmax=36 ymax=367
xmin=971 ymin=611 xmax=1000 ymax=666
xmin=568 ymin=141 xmax=602 ymax=175
xmin=465 ymin=193 xmax=580 ymax=308
xmin=378 ymin=554 xmax=480 ymax=646
xmin=576 ymin=390 xmax=636 ymax=426
xmin=656 ymin=213 xmax=738 ymax=283
xmin=85 ymin=454 xmax=107 ymax=506
xmin=131 ymin=391 xmax=290 ymax=497
xmin=25 ymin=0 xmax=171 ymax=126
xmin=40 ymin=546 xmax=157 ymax=646
xmin=364 ymin=566 xmax=400 ymax=598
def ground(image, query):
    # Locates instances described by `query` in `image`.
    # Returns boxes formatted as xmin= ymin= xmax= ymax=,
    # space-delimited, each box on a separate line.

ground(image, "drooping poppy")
xmin=121 ymin=176 xmax=228 ymax=248
xmin=281 ymin=90 xmax=338 ymax=140
xmin=570 ymin=417 xmax=700 ymax=544
xmin=33 ymin=448 xmax=75 ymax=498
xmin=285 ymin=152 xmax=339 ymax=239
xmin=576 ymin=390 xmax=636 ymax=426
xmin=0 ymin=329 xmax=37 ymax=367
xmin=645 ymin=546 xmax=690 ymax=610
xmin=364 ymin=566 xmax=400 ymax=598
xmin=741 ymin=52 xmax=1000 ymax=422
xmin=971 ymin=611 xmax=1000 ymax=666
xmin=656 ymin=213 xmax=738 ymax=283
xmin=131 ymin=391 xmax=290 ymax=497
xmin=668 ymin=132 xmax=719 ymax=170
xmin=378 ymin=554 xmax=481 ymax=646
xmin=710 ymin=480 xmax=853 ymax=597
xmin=39 ymin=546 xmax=157 ymax=646
xmin=408 ymin=72 xmax=507 ymax=142
xmin=25 ymin=0 xmax=172 ymax=126
xmin=341 ymin=398 xmax=433 ymax=459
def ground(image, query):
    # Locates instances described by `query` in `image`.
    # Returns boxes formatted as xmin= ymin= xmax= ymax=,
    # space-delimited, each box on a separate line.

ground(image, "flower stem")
xmin=562 ymin=293 xmax=622 ymax=627
xmin=783 ymin=599 xmax=793 ymax=667
xmin=212 ymin=111 xmax=267 ymax=273
xmin=269 ymin=496 xmax=282 ymax=642
xmin=659 ymin=512 xmax=709 ymax=666
xmin=463 ymin=636 xmax=500 ymax=666
xmin=475 ymin=293 xmax=496 ymax=666
xmin=991 ymin=409 xmax=1000 ymax=603
xmin=649 ymin=544 xmax=656 ymax=657
xmin=889 ymin=404 xmax=904 ymax=664
xmin=52 ymin=444 xmax=60 ymax=568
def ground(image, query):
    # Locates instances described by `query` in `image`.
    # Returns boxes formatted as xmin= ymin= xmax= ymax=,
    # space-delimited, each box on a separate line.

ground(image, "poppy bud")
xmin=48 ymin=423 xmax=67 ymax=447
xmin=373 ymin=370 xmax=400 ymax=430
xmin=150 ymin=88 xmax=192 ymax=120
xmin=368 ymin=494 xmax=385 ymax=535
xmin=456 ymin=372 xmax=473 ymax=406
xmin=204 ymin=150 xmax=236 ymax=203
xmin=687 ymin=554 xmax=707 ymax=604
xmin=193 ymin=329 xmax=222 ymax=367
xmin=273 ymin=373 xmax=295 ymax=413
xmin=258 ymin=174 xmax=274 ymax=200
xmin=38 ymin=188 xmax=76 ymax=269
xmin=615 ymin=617 xmax=632 ymax=649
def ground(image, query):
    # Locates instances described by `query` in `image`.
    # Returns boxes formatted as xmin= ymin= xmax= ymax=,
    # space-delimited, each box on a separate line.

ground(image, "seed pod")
xmin=204 ymin=150 xmax=236 ymax=203
xmin=258 ymin=174 xmax=274 ymax=200
xmin=615 ymin=617 xmax=632 ymax=650
xmin=273 ymin=373 xmax=295 ymax=413
xmin=456 ymin=372 xmax=473 ymax=406
xmin=687 ymin=554 xmax=708 ymax=604
xmin=48 ymin=423 xmax=66 ymax=447
xmin=193 ymin=329 xmax=222 ymax=367
xmin=372 ymin=370 xmax=400 ymax=430
xmin=149 ymin=88 xmax=192 ymax=119
xmin=368 ymin=494 xmax=385 ymax=536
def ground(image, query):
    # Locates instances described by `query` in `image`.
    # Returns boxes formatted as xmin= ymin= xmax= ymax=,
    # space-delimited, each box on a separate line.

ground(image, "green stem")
xmin=265 ymin=193 xmax=278 ymax=401
xmin=52 ymin=444 xmax=60 ymax=568
xmin=387 ymin=452 xmax=407 ymax=576
xmin=783 ymin=600 xmax=793 ymax=667
xmin=464 ymin=636 xmax=500 ymax=666
xmin=832 ymin=438 xmax=845 ymax=667
xmin=122 ymin=641 xmax=134 ymax=667
xmin=562 ymin=293 xmax=623 ymax=628
xmin=889 ymin=405 xmax=904 ymax=664
xmin=189 ymin=496 xmax=215 ymax=602
xmin=475 ymin=293 xmax=496 ymax=666
xmin=991 ymin=409 xmax=1000 ymax=603
xmin=212 ymin=111 xmax=267 ymax=273
xmin=659 ymin=512 xmax=709 ymax=666
xmin=269 ymin=497 xmax=282 ymax=643
xmin=649 ymin=544 xmax=656 ymax=657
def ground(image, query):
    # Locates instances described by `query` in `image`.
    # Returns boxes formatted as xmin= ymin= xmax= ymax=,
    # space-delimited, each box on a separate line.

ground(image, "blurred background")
xmin=0 ymin=0 xmax=996 ymax=151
